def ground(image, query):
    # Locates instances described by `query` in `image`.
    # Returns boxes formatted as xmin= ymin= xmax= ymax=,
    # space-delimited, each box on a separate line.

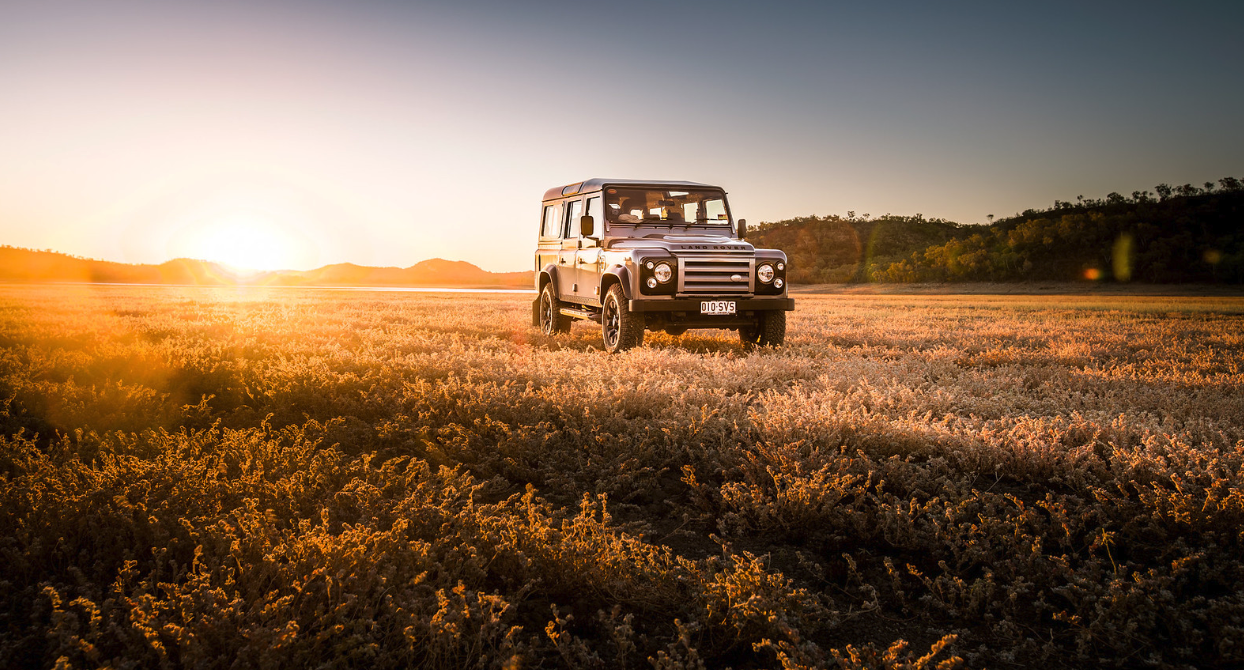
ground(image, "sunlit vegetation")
xmin=2 ymin=286 xmax=1243 ymax=668
xmin=752 ymin=177 xmax=1244 ymax=285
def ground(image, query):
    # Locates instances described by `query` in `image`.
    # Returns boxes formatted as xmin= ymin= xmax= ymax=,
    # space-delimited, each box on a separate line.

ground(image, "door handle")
xmin=559 ymin=258 xmax=566 ymax=265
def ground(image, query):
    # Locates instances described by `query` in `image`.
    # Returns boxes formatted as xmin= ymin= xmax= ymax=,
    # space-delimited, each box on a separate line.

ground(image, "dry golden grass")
xmin=2 ymin=285 xmax=1242 ymax=669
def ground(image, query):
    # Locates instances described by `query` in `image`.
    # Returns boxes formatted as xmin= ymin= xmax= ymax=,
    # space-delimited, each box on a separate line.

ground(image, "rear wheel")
xmin=539 ymin=283 xmax=571 ymax=335
xmin=602 ymin=284 xmax=644 ymax=353
xmin=739 ymin=310 xmax=786 ymax=348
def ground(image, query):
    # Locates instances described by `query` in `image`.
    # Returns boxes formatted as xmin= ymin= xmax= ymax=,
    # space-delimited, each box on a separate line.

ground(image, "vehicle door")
xmin=578 ymin=195 xmax=604 ymax=302
xmin=558 ymin=198 xmax=583 ymax=300
xmin=536 ymin=201 xmax=562 ymax=279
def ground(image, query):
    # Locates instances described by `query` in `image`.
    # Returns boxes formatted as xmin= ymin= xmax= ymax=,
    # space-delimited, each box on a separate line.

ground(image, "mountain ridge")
xmin=0 ymin=247 xmax=533 ymax=288
xmin=8 ymin=176 xmax=1242 ymax=288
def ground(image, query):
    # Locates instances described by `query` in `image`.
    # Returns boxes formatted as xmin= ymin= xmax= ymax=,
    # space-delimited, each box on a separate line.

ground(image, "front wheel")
xmin=539 ymin=283 xmax=571 ymax=335
xmin=739 ymin=310 xmax=786 ymax=348
xmin=601 ymin=284 xmax=644 ymax=353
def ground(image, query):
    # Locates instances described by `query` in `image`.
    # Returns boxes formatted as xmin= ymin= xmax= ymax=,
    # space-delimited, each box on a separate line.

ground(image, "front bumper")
xmin=628 ymin=297 xmax=794 ymax=312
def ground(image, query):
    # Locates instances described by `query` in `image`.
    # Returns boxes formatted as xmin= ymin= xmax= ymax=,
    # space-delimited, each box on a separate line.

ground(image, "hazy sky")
xmin=2 ymin=1 xmax=1242 ymax=272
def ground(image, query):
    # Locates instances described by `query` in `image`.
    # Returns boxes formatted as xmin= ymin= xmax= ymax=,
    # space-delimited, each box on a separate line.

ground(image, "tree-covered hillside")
xmin=751 ymin=177 xmax=1244 ymax=284
xmin=747 ymin=213 xmax=966 ymax=283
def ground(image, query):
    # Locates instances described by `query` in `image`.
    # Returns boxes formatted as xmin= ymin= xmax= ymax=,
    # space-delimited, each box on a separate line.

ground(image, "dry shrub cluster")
xmin=1 ymin=285 xmax=1242 ymax=669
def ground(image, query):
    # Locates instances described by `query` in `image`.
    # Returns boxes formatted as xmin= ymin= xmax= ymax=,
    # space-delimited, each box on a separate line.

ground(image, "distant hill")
xmin=8 ymin=176 xmax=1242 ymax=289
xmin=750 ymin=177 xmax=1244 ymax=284
xmin=0 ymin=247 xmax=533 ymax=288
xmin=266 ymin=258 xmax=531 ymax=287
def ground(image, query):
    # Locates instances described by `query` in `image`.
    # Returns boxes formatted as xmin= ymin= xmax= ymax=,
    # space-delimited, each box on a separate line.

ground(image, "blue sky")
xmin=1 ymin=0 xmax=1241 ymax=271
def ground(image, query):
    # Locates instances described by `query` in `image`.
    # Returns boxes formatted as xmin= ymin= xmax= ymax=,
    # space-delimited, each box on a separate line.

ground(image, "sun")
xmin=180 ymin=213 xmax=306 ymax=272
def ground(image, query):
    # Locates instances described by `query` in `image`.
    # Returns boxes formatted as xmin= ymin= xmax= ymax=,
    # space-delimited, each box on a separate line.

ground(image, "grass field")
xmin=2 ymin=285 xmax=1242 ymax=669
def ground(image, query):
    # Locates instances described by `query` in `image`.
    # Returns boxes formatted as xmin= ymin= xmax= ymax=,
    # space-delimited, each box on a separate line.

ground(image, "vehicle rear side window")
xmin=564 ymin=199 xmax=584 ymax=238
xmin=541 ymin=204 xmax=560 ymax=238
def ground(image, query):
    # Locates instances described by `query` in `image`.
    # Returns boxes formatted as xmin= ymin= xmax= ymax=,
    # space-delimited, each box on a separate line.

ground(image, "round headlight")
xmin=776 ymin=262 xmax=785 ymax=271
xmin=646 ymin=277 xmax=658 ymax=288
xmin=757 ymin=263 xmax=775 ymax=283
xmin=774 ymin=277 xmax=784 ymax=289
xmin=645 ymin=261 xmax=654 ymax=270
xmin=654 ymin=262 xmax=673 ymax=283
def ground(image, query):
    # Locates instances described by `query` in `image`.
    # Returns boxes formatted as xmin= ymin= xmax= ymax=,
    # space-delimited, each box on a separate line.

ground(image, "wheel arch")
xmin=538 ymin=264 xmax=560 ymax=295
xmin=599 ymin=265 xmax=631 ymax=305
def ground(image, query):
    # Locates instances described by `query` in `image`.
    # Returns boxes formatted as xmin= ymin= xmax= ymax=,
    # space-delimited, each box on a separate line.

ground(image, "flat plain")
xmin=2 ymin=285 xmax=1242 ymax=669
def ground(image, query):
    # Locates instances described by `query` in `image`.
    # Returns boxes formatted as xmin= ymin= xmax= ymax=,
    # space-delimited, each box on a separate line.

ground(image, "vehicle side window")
xmin=564 ymin=199 xmax=584 ymax=238
xmin=585 ymin=197 xmax=602 ymax=237
xmin=541 ymin=204 xmax=561 ymax=238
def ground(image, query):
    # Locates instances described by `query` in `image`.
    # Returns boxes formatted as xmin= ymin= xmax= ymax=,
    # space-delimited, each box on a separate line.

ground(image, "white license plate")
xmin=700 ymin=300 xmax=737 ymax=315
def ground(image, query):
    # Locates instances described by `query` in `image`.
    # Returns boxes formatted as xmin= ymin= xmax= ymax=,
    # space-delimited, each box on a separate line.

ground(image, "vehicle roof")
xmin=542 ymin=178 xmax=720 ymax=202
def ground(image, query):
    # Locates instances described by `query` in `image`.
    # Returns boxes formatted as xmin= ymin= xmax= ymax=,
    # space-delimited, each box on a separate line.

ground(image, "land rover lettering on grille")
xmin=532 ymin=178 xmax=794 ymax=353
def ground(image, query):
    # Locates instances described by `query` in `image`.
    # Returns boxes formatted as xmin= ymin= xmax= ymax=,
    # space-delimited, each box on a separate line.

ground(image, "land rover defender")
xmin=532 ymin=179 xmax=794 ymax=353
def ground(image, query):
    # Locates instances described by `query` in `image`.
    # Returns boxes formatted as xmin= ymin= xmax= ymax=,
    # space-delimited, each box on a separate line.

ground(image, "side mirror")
xmin=580 ymin=215 xmax=594 ymax=237
xmin=736 ymin=218 xmax=747 ymax=239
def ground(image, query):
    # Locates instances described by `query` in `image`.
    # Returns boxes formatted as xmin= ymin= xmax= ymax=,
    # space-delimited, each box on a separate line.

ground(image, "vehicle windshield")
xmin=604 ymin=188 xmax=730 ymax=225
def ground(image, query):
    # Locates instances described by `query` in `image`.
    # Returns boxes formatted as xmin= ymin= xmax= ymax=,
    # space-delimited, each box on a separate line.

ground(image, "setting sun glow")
xmin=177 ymin=214 xmax=305 ymax=273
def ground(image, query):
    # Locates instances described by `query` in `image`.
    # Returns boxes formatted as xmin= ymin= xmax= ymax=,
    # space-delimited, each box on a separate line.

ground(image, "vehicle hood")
xmin=607 ymin=234 xmax=754 ymax=254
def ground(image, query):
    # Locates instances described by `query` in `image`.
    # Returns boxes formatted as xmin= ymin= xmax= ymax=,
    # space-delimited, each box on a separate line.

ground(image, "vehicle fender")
xmin=538 ymin=264 xmax=561 ymax=296
xmin=533 ymin=264 xmax=562 ymax=327
xmin=600 ymin=265 xmax=632 ymax=303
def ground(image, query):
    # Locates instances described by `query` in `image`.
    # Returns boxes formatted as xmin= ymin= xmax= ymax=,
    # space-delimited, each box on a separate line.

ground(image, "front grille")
xmin=677 ymin=256 xmax=754 ymax=295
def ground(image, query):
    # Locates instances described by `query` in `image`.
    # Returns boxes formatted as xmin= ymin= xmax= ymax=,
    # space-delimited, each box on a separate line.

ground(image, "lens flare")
xmin=1113 ymin=234 xmax=1134 ymax=282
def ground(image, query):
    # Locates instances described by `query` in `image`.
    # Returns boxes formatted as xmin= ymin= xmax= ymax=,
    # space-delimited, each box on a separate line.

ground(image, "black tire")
xmin=739 ymin=310 xmax=786 ymax=348
xmin=539 ymin=283 xmax=571 ymax=335
xmin=601 ymin=284 xmax=644 ymax=353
